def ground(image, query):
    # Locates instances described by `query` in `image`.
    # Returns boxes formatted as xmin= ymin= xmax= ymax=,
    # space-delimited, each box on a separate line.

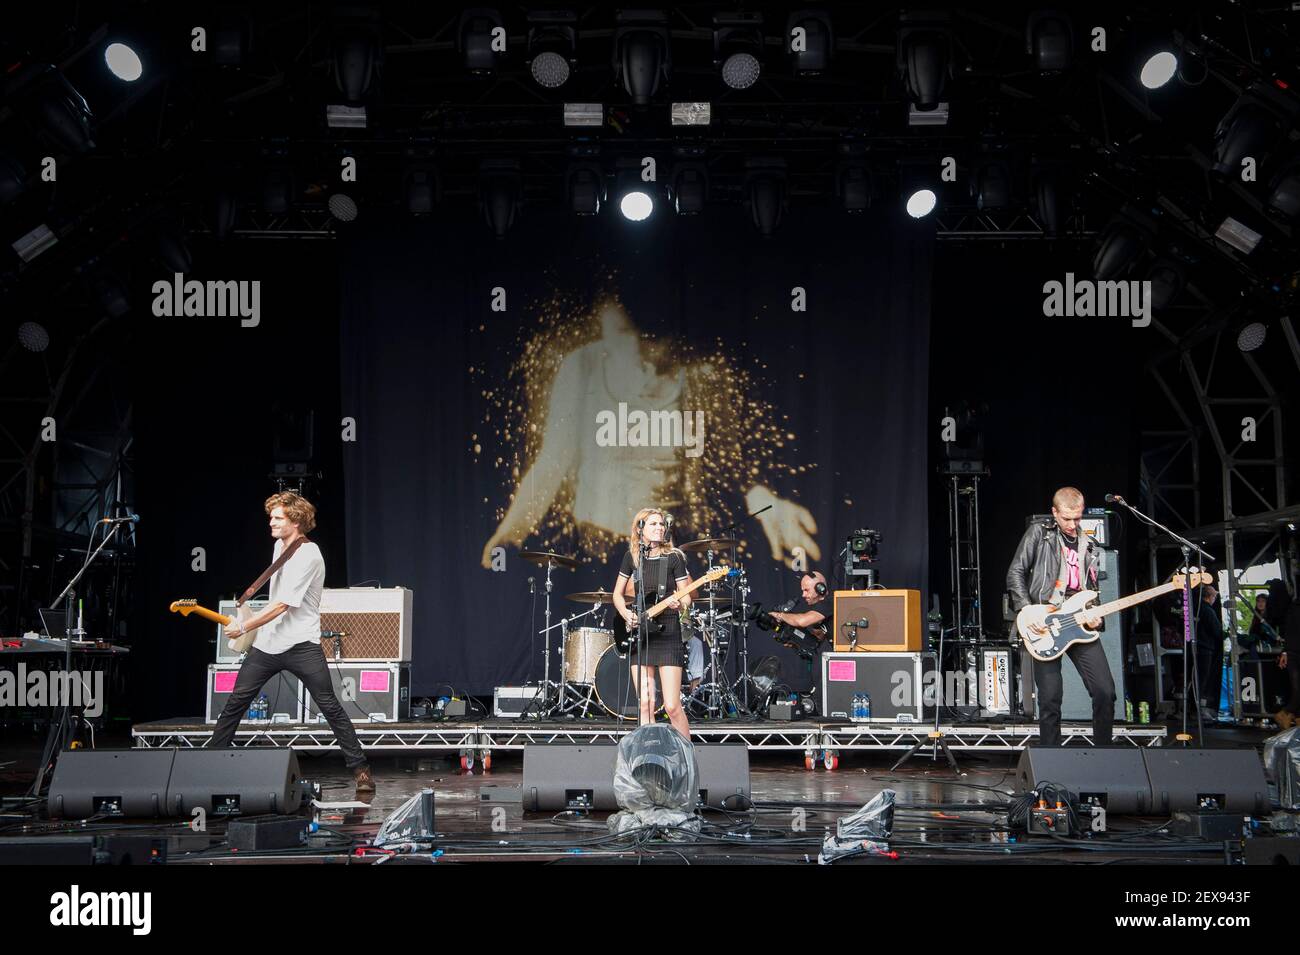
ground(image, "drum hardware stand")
xmin=529 ymin=555 xmax=570 ymax=717
xmin=685 ymin=610 xmax=736 ymax=719
xmin=547 ymin=605 xmax=604 ymax=718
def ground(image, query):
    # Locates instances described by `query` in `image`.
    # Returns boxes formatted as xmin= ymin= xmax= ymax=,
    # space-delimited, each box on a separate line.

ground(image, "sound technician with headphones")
xmin=766 ymin=571 xmax=832 ymax=638
xmin=613 ymin=507 xmax=694 ymax=739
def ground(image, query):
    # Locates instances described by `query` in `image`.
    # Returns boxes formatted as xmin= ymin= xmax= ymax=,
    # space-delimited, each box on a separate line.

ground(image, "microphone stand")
xmin=1108 ymin=496 xmax=1215 ymax=746
xmin=721 ymin=503 xmax=770 ymax=716
xmin=633 ymin=541 xmax=650 ymax=723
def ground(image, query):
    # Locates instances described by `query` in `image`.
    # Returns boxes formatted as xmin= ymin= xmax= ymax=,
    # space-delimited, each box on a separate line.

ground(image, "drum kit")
xmin=517 ymin=538 xmax=761 ymax=721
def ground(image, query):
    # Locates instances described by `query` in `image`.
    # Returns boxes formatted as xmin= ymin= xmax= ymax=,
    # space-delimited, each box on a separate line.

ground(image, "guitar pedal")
xmin=1029 ymin=800 xmax=1077 ymax=836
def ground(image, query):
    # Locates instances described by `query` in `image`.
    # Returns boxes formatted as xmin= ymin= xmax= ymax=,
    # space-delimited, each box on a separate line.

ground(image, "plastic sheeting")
xmin=608 ymin=725 xmax=702 ymax=838
xmin=1263 ymin=726 xmax=1300 ymax=833
xmin=818 ymin=789 xmax=896 ymax=864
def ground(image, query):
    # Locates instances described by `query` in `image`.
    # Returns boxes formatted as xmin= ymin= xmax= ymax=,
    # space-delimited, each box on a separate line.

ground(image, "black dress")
xmin=619 ymin=549 xmax=689 ymax=668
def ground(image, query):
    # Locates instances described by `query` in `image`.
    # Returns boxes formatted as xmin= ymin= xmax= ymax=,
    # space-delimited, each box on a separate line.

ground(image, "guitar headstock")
xmin=169 ymin=599 xmax=198 ymax=615
xmin=1170 ymin=572 xmax=1213 ymax=589
xmin=703 ymin=566 xmax=741 ymax=582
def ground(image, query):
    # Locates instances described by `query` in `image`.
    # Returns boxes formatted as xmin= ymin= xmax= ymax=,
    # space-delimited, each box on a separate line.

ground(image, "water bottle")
xmin=851 ymin=694 xmax=862 ymax=722
xmin=247 ymin=698 xmax=258 ymax=720
xmin=861 ymin=692 xmax=871 ymax=722
xmin=257 ymin=694 xmax=268 ymax=721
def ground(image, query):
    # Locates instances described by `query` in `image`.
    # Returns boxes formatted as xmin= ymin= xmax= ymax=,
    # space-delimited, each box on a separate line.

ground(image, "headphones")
xmin=800 ymin=571 xmax=827 ymax=596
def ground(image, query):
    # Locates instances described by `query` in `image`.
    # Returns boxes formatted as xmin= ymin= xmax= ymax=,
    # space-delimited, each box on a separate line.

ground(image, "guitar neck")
xmin=645 ymin=575 xmax=719 ymax=619
xmin=187 ymin=605 xmax=233 ymax=626
xmin=1081 ymin=580 xmax=1183 ymax=620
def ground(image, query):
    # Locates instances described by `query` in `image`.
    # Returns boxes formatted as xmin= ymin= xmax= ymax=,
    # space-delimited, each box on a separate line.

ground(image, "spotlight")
xmin=671 ymin=162 xmax=708 ymax=215
xmin=897 ymin=12 xmax=951 ymax=111
xmin=836 ymin=162 xmax=871 ymax=213
xmin=1215 ymin=216 xmax=1262 ymax=255
xmin=403 ymin=164 xmax=440 ymax=215
xmin=1145 ymin=257 xmax=1187 ymax=310
xmin=479 ymin=159 xmax=521 ymax=238
xmin=715 ymin=13 xmax=764 ymax=90
xmin=1138 ymin=51 xmax=1177 ymax=90
xmin=460 ymin=8 xmax=505 ymax=74
xmin=105 ymin=42 xmax=143 ymax=82
xmin=906 ymin=188 xmax=936 ymax=218
xmin=618 ymin=173 xmax=654 ymax=222
xmin=332 ymin=16 xmax=382 ymax=101
xmin=11 ymin=65 xmax=95 ymax=154
xmin=613 ymin=10 xmax=671 ymax=105
xmin=1092 ymin=221 xmax=1146 ymax=279
xmin=1266 ymin=157 xmax=1300 ymax=222
xmin=1026 ymin=10 xmax=1073 ymax=72
xmin=566 ymin=162 xmax=605 ymax=215
xmin=18 ymin=322 xmax=50 ymax=353
xmin=745 ymin=158 xmax=787 ymax=236
xmin=564 ymin=103 xmax=603 ymax=127
xmin=528 ymin=12 xmax=576 ymax=88
xmin=12 ymin=224 xmax=58 ymax=262
xmin=1211 ymin=89 xmax=1287 ymax=179
xmin=328 ymin=193 xmax=358 ymax=222
xmin=1236 ymin=322 xmax=1267 ymax=352
xmin=786 ymin=10 xmax=833 ymax=75
xmin=972 ymin=159 xmax=1011 ymax=210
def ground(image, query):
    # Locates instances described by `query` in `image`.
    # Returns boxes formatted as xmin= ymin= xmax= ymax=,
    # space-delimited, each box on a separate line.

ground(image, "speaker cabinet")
xmin=832 ymin=589 xmax=923 ymax=651
xmin=522 ymin=743 xmax=750 ymax=810
xmin=1015 ymin=747 xmax=1151 ymax=814
xmin=319 ymin=586 xmax=413 ymax=662
xmin=48 ymin=749 xmax=176 ymax=819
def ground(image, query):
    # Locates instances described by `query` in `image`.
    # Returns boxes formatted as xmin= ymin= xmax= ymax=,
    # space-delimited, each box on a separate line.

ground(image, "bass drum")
xmin=593 ymin=645 xmax=664 ymax=720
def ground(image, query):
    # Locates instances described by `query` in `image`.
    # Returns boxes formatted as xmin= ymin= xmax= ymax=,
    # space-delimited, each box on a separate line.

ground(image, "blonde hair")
xmin=265 ymin=491 xmax=317 ymax=534
xmin=1052 ymin=486 xmax=1084 ymax=511
xmin=628 ymin=507 xmax=679 ymax=568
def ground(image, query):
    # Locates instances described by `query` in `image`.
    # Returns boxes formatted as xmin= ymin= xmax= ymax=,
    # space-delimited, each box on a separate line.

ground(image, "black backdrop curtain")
xmin=340 ymin=206 xmax=933 ymax=695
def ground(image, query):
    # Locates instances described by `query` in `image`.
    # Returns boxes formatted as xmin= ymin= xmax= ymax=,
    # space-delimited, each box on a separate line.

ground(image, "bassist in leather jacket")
xmin=1006 ymin=487 xmax=1115 ymax=746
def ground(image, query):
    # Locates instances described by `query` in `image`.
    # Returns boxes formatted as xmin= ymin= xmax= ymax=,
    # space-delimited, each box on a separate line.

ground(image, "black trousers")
xmin=1032 ymin=638 xmax=1115 ymax=747
xmin=1195 ymin=633 xmax=1225 ymax=711
xmin=208 ymin=643 xmax=369 ymax=770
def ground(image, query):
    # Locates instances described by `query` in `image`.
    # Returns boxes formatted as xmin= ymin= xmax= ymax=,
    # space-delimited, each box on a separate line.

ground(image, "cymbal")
xmin=566 ymin=590 xmax=615 ymax=604
xmin=680 ymin=537 xmax=738 ymax=553
xmin=519 ymin=550 xmax=579 ymax=569
xmin=689 ymin=594 xmax=734 ymax=607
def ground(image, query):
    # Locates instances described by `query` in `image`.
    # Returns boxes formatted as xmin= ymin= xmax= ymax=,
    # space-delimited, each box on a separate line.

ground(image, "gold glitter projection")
xmin=473 ymin=281 xmax=820 ymax=567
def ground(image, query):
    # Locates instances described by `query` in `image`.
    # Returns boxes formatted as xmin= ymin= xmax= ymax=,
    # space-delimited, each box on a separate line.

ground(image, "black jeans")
xmin=1195 ymin=633 xmax=1225 ymax=711
xmin=208 ymin=644 xmax=369 ymax=771
xmin=1032 ymin=638 xmax=1115 ymax=747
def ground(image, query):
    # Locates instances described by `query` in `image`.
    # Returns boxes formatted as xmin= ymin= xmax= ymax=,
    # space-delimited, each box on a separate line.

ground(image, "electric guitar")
xmin=625 ymin=566 xmax=739 ymax=639
xmin=1017 ymin=572 xmax=1211 ymax=662
xmin=169 ymin=599 xmax=257 ymax=653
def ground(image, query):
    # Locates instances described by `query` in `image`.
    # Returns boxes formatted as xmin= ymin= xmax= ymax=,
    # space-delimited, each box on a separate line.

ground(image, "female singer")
xmin=612 ymin=507 xmax=693 ymax=739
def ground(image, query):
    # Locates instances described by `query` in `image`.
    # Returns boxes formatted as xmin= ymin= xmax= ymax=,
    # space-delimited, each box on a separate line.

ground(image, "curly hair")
xmin=265 ymin=491 xmax=317 ymax=533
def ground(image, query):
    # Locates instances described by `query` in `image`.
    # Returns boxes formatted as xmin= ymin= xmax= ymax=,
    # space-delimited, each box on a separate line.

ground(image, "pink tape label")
xmin=827 ymin=660 xmax=857 ymax=682
xmin=214 ymin=672 xmax=238 ymax=693
xmin=359 ymin=670 xmax=390 ymax=693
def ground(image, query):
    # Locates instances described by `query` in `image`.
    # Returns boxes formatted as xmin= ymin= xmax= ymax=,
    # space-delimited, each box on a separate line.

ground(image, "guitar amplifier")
xmin=206 ymin=664 xmax=302 ymax=723
xmin=214 ymin=599 xmax=269 ymax=663
xmin=302 ymin=662 xmax=410 ymax=723
xmin=821 ymin=652 xmax=937 ymax=723
xmin=832 ymin=590 xmax=923 ymax=651
xmin=319 ymin=587 xmax=413 ymax=662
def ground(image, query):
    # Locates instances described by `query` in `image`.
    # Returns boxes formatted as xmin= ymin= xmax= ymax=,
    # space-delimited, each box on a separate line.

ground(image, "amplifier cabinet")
xmin=302 ymin=662 xmax=410 ymax=723
xmin=821 ymin=652 xmax=937 ymax=723
xmin=206 ymin=664 xmax=302 ymax=724
xmin=318 ymin=587 xmax=413 ymax=662
xmin=832 ymin=589 xmax=923 ymax=651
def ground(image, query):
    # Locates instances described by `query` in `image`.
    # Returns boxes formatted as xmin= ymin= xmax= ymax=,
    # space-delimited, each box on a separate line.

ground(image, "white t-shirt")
xmin=251 ymin=539 xmax=325 ymax=655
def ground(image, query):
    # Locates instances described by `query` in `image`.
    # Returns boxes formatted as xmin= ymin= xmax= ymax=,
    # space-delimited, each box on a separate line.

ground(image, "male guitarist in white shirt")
xmin=207 ymin=492 xmax=374 ymax=792
xmin=1006 ymin=487 xmax=1115 ymax=747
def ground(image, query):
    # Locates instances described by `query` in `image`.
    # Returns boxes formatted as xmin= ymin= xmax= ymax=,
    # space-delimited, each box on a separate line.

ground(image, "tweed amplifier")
xmin=319 ymin=587 xmax=413 ymax=662
xmin=832 ymin=589 xmax=923 ymax=651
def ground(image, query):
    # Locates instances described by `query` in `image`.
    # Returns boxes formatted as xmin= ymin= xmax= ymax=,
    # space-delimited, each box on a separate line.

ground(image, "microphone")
xmin=99 ymin=513 xmax=140 ymax=524
xmin=1104 ymin=493 xmax=1125 ymax=504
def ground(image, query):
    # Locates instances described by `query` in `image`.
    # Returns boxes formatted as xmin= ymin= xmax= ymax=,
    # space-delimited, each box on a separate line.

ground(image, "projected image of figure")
xmin=478 ymin=297 xmax=818 ymax=567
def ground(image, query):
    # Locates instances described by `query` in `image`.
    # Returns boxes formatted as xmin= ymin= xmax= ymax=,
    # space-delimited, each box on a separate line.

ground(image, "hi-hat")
xmin=519 ymin=550 xmax=579 ymax=569
xmin=680 ymin=537 xmax=738 ymax=553
xmin=566 ymin=590 xmax=615 ymax=604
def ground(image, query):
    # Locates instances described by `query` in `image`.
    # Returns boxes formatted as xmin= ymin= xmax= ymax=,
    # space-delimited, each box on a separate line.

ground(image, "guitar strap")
xmin=1048 ymin=529 xmax=1090 ymax=607
xmin=237 ymin=536 xmax=310 ymax=607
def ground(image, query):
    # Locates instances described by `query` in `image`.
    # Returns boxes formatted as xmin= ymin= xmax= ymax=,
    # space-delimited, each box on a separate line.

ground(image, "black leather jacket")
xmin=1006 ymin=520 xmax=1102 ymax=612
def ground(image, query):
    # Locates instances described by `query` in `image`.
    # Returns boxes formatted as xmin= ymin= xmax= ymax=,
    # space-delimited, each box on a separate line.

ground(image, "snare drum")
xmin=563 ymin=627 xmax=615 ymax=684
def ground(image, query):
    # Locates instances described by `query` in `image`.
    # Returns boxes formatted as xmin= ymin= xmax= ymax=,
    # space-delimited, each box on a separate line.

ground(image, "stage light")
xmin=613 ymin=10 xmax=671 ymax=105
xmin=11 ymin=65 xmax=95 ymax=154
xmin=1215 ymin=216 xmax=1262 ymax=255
xmin=0 ymin=152 xmax=26 ymax=204
xmin=1211 ymin=90 xmax=1286 ymax=179
xmin=328 ymin=193 xmax=358 ymax=221
xmin=908 ymin=102 xmax=948 ymax=126
xmin=1237 ymin=322 xmax=1267 ymax=352
xmin=528 ymin=13 xmax=576 ymax=88
xmin=460 ymin=8 xmax=505 ymax=73
xmin=1092 ymin=222 xmax=1146 ymax=279
xmin=906 ymin=188 xmax=936 ymax=218
xmin=1138 ymin=51 xmax=1177 ymax=89
xmin=94 ymin=273 xmax=130 ymax=318
xmin=18 ymin=322 xmax=50 ymax=353
xmin=332 ymin=13 xmax=382 ymax=101
xmin=972 ymin=159 xmax=1011 ymax=210
xmin=105 ymin=42 xmax=143 ymax=82
xmin=671 ymin=162 xmax=708 ymax=215
xmin=403 ymin=164 xmax=440 ymax=215
xmin=897 ymin=12 xmax=951 ymax=112
xmin=564 ymin=103 xmax=603 ymax=126
xmin=620 ymin=189 xmax=653 ymax=221
xmin=745 ymin=158 xmax=787 ymax=236
xmin=1032 ymin=166 xmax=1063 ymax=235
xmin=670 ymin=102 xmax=711 ymax=126
xmin=326 ymin=104 xmax=367 ymax=128
xmin=786 ymin=10 xmax=833 ymax=75
xmin=1266 ymin=158 xmax=1300 ymax=222
xmin=836 ymin=162 xmax=871 ymax=213
xmin=1026 ymin=10 xmax=1073 ymax=72
xmin=715 ymin=13 xmax=764 ymax=89
xmin=479 ymin=159 xmax=521 ymax=238
xmin=566 ymin=162 xmax=605 ymax=215
xmin=12 ymin=224 xmax=58 ymax=262
xmin=1145 ymin=257 xmax=1187 ymax=310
